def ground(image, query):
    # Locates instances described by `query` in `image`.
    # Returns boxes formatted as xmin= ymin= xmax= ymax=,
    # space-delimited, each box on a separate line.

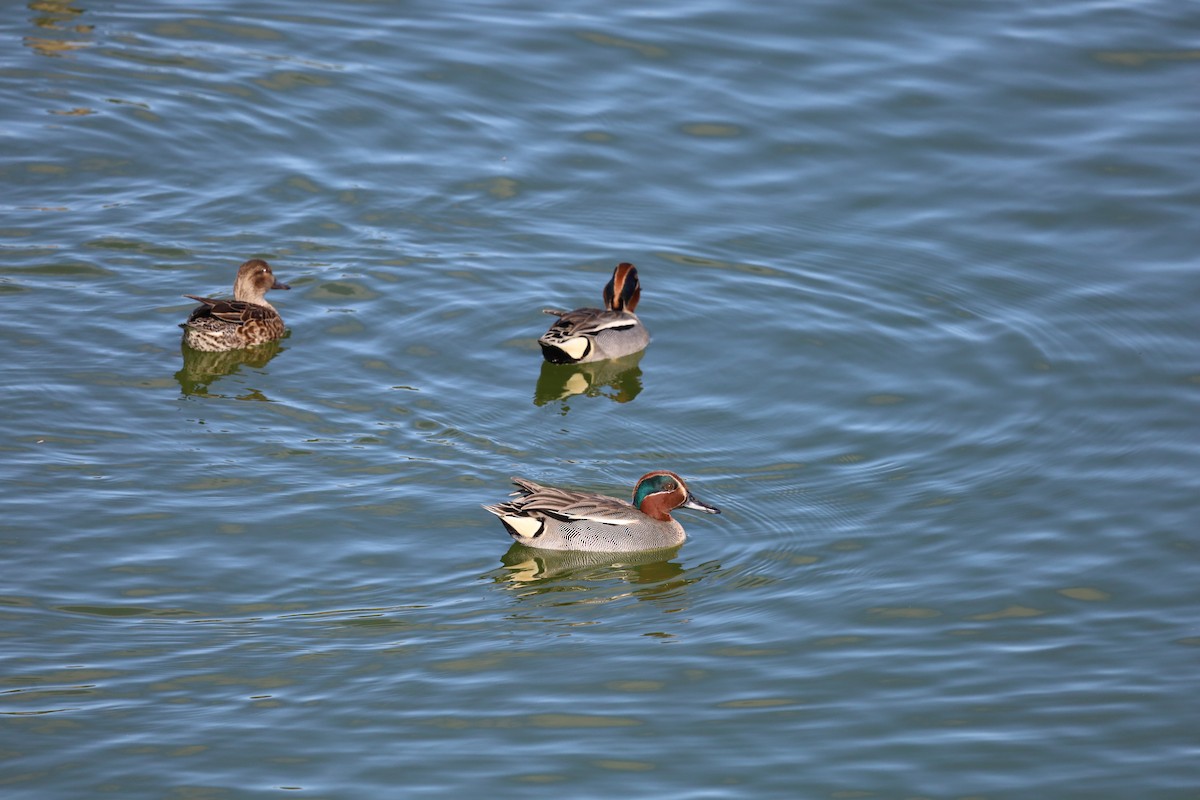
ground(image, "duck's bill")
xmin=683 ymin=494 xmax=721 ymax=514
xmin=272 ymin=279 xmax=291 ymax=290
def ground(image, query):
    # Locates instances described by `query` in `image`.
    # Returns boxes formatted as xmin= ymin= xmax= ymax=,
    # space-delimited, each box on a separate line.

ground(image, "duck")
xmin=482 ymin=470 xmax=720 ymax=552
xmin=180 ymin=259 xmax=290 ymax=352
xmin=539 ymin=262 xmax=650 ymax=364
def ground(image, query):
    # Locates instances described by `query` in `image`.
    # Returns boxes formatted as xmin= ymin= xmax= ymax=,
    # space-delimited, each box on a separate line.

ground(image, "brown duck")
xmin=180 ymin=259 xmax=290 ymax=352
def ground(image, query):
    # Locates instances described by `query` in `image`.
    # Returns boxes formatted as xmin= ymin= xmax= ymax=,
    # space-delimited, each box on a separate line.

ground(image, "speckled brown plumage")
xmin=180 ymin=259 xmax=290 ymax=352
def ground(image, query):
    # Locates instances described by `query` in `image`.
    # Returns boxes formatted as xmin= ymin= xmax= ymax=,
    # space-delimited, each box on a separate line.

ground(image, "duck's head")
xmin=233 ymin=259 xmax=290 ymax=303
xmin=633 ymin=470 xmax=721 ymax=522
xmin=602 ymin=262 xmax=641 ymax=313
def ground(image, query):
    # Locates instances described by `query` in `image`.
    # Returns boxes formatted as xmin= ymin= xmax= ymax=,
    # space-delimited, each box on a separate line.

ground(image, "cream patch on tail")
xmin=501 ymin=514 xmax=544 ymax=539
xmin=558 ymin=337 xmax=590 ymax=360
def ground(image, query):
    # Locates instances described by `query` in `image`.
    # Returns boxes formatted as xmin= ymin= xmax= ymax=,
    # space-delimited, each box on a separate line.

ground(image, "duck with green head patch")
xmin=539 ymin=262 xmax=650 ymax=364
xmin=482 ymin=470 xmax=721 ymax=552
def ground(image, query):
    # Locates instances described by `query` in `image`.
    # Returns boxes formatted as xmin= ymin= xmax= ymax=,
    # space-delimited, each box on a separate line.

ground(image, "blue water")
xmin=2 ymin=0 xmax=1198 ymax=797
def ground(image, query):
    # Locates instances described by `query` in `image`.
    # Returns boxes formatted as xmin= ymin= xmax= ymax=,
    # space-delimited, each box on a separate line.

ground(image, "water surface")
xmin=2 ymin=0 xmax=1198 ymax=797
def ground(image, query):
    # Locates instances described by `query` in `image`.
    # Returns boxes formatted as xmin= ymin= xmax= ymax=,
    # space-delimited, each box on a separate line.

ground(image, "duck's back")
xmin=539 ymin=308 xmax=648 ymax=364
xmin=181 ymin=297 xmax=284 ymax=351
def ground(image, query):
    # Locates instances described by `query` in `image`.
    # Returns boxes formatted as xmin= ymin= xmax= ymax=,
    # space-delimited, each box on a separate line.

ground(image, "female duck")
xmin=483 ymin=470 xmax=720 ymax=552
xmin=181 ymin=259 xmax=290 ymax=352
xmin=539 ymin=262 xmax=649 ymax=364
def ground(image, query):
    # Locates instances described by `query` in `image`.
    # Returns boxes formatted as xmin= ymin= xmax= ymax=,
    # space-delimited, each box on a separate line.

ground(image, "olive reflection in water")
xmin=533 ymin=350 xmax=644 ymax=407
xmin=175 ymin=339 xmax=283 ymax=398
xmin=497 ymin=542 xmax=686 ymax=589
xmin=25 ymin=0 xmax=94 ymax=58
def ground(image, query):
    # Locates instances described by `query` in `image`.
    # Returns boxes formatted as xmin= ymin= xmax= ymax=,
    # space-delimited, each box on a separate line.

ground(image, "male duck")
xmin=483 ymin=470 xmax=720 ymax=552
xmin=180 ymin=259 xmax=290 ymax=352
xmin=539 ymin=262 xmax=650 ymax=364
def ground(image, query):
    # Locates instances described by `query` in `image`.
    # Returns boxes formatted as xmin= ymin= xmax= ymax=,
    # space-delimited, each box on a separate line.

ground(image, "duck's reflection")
xmin=533 ymin=351 xmax=644 ymax=408
xmin=492 ymin=542 xmax=709 ymax=607
xmin=175 ymin=340 xmax=282 ymax=398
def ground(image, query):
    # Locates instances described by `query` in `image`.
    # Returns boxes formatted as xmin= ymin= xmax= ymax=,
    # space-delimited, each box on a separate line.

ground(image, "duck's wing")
xmin=184 ymin=295 xmax=276 ymax=326
xmin=541 ymin=307 xmax=640 ymax=339
xmin=486 ymin=478 xmax=639 ymax=525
